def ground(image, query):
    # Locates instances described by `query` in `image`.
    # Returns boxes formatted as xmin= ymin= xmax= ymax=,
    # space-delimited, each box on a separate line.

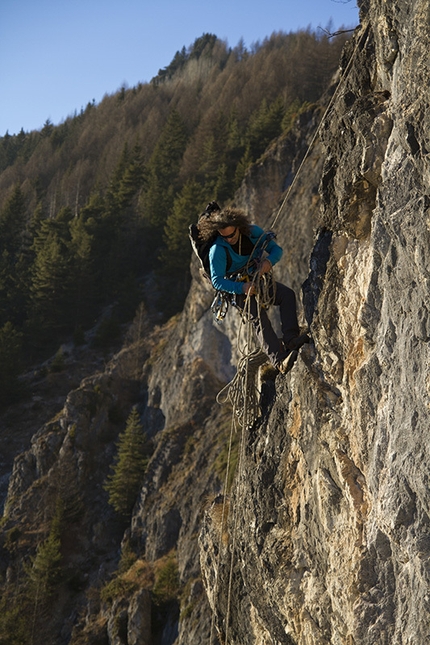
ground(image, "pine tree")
xmin=29 ymin=217 xmax=73 ymax=337
xmin=142 ymin=110 xmax=188 ymax=231
xmin=213 ymin=163 xmax=230 ymax=204
xmin=68 ymin=214 xmax=96 ymax=329
xmin=0 ymin=321 xmax=23 ymax=407
xmin=0 ymin=504 xmax=63 ymax=645
xmin=0 ymin=186 xmax=28 ymax=326
xmin=225 ymin=109 xmax=246 ymax=180
xmin=116 ymin=144 xmax=145 ymax=210
xmin=28 ymin=522 xmax=62 ymax=598
xmin=158 ymin=180 xmax=206 ymax=315
xmin=0 ymin=185 xmax=26 ymax=255
xmin=25 ymin=501 xmax=64 ymax=645
xmin=105 ymin=407 xmax=149 ymax=517
xmin=247 ymin=96 xmax=285 ymax=160
xmin=234 ymin=144 xmax=253 ymax=187
xmin=161 ymin=180 xmax=205 ymax=273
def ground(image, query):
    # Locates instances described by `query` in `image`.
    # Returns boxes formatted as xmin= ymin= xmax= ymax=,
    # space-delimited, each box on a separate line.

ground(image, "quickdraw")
xmin=211 ymin=291 xmax=231 ymax=322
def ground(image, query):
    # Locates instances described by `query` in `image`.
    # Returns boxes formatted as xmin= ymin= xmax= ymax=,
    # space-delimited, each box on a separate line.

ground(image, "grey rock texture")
xmin=200 ymin=1 xmax=430 ymax=644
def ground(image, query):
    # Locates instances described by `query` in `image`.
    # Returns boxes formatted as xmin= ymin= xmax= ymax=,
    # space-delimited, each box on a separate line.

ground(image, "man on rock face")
xmin=197 ymin=204 xmax=309 ymax=373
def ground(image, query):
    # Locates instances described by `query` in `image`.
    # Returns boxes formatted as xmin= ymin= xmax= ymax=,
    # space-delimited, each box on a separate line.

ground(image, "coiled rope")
xmin=216 ymin=265 xmax=275 ymax=430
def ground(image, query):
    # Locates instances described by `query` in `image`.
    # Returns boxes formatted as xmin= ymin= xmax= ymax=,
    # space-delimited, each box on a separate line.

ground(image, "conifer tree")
xmin=161 ymin=180 xmax=205 ymax=273
xmin=234 ymin=144 xmax=253 ymax=187
xmin=143 ymin=110 xmax=188 ymax=231
xmin=158 ymin=180 xmax=206 ymax=315
xmin=225 ymin=109 xmax=246 ymax=183
xmin=0 ymin=186 xmax=28 ymax=325
xmin=28 ymin=518 xmax=62 ymax=598
xmin=0 ymin=321 xmax=23 ymax=407
xmin=116 ymin=144 xmax=145 ymax=210
xmin=25 ymin=501 xmax=64 ymax=645
xmin=200 ymin=133 xmax=221 ymax=185
xmin=105 ymin=407 xmax=149 ymax=517
xmin=106 ymin=142 xmax=130 ymax=207
xmin=0 ymin=184 xmax=26 ymax=255
xmin=29 ymin=216 xmax=73 ymax=337
xmin=213 ymin=163 xmax=230 ymax=204
xmin=68 ymin=214 xmax=96 ymax=329
xmin=247 ymin=96 xmax=285 ymax=160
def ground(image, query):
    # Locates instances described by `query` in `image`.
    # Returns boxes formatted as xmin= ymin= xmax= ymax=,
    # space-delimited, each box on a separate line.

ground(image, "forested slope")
xmin=0 ymin=29 xmax=348 ymax=408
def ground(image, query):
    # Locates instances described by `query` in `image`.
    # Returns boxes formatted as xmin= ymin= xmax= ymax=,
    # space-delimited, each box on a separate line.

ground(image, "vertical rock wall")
xmin=200 ymin=1 xmax=430 ymax=643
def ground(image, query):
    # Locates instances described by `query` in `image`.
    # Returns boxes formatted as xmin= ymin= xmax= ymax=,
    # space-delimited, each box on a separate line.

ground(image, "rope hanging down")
xmin=209 ymin=312 xmax=262 ymax=645
xmin=210 ymin=26 xmax=365 ymax=645
xmin=270 ymin=24 xmax=366 ymax=233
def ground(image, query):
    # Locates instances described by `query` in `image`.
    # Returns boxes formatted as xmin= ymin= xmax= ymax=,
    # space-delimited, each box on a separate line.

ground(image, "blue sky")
xmin=0 ymin=0 xmax=358 ymax=136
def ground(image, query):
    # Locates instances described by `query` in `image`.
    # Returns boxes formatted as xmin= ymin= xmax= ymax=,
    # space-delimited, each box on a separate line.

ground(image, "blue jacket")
xmin=209 ymin=225 xmax=283 ymax=294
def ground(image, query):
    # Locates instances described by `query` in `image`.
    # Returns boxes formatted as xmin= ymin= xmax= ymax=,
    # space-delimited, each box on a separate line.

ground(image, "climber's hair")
xmin=198 ymin=206 xmax=251 ymax=241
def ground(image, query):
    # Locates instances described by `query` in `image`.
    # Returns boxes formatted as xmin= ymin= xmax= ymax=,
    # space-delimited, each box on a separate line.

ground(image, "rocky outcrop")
xmin=200 ymin=1 xmax=430 ymax=643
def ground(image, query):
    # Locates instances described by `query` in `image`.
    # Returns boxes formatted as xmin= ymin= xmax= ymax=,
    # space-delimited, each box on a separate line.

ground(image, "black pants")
xmin=233 ymin=282 xmax=300 ymax=367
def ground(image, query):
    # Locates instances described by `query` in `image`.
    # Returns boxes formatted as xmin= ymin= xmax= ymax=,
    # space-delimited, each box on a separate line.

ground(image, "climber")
xmin=197 ymin=205 xmax=309 ymax=373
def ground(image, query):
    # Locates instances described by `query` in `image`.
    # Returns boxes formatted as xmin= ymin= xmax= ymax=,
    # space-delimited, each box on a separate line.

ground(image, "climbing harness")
xmin=210 ymin=229 xmax=277 ymax=323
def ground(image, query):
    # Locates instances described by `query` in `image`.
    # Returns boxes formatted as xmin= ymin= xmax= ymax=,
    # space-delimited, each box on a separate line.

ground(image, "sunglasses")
xmin=220 ymin=228 xmax=237 ymax=240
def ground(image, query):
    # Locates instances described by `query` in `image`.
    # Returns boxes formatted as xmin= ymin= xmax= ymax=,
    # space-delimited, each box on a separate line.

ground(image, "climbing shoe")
xmin=285 ymin=333 xmax=311 ymax=351
xmin=278 ymin=350 xmax=298 ymax=374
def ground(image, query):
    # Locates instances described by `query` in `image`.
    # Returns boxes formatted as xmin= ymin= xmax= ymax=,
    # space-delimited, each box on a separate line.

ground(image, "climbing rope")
xmin=216 ymin=347 xmax=268 ymax=429
xmin=209 ymin=312 xmax=257 ymax=645
xmin=208 ymin=411 xmax=236 ymax=645
xmin=216 ymin=264 xmax=274 ymax=430
xmin=224 ymin=371 xmax=249 ymax=644
xmin=211 ymin=24 xmax=366 ymax=645
xmin=269 ymin=24 xmax=366 ymax=233
xmin=211 ymin=314 xmax=256 ymax=645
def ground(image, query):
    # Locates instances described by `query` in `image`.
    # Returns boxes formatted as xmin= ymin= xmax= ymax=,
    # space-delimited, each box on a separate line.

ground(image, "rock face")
xmin=200 ymin=1 xmax=430 ymax=644
xmin=1 ymin=1 xmax=429 ymax=644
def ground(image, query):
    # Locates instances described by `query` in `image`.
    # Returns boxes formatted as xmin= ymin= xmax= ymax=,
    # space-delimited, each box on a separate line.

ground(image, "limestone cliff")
xmin=1 ymin=1 xmax=429 ymax=644
xmin=200 ymin=1 xmax=430 ymax=643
